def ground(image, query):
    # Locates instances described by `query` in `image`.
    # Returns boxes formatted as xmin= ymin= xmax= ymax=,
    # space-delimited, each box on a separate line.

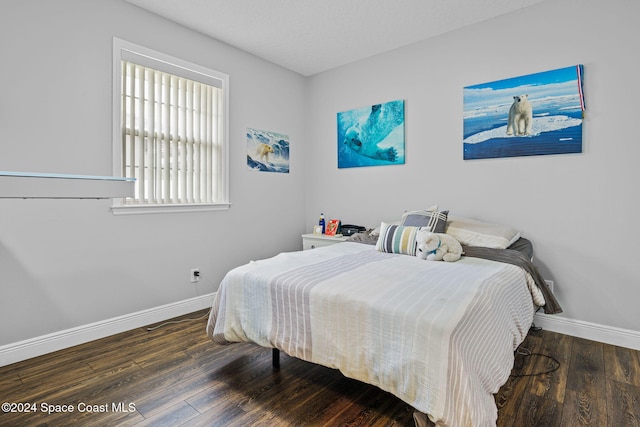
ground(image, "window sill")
xmin=111 ymin=202 xmax=231 ymax=215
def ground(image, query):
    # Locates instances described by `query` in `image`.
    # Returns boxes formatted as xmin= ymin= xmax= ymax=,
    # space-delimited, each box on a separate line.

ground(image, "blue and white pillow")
xmin=375 ymin=222 xmax=422 ymax=256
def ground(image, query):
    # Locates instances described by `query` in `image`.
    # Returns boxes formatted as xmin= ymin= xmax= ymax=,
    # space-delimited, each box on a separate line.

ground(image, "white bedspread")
xmin=207 ymin=242 xmax=536 ymax=426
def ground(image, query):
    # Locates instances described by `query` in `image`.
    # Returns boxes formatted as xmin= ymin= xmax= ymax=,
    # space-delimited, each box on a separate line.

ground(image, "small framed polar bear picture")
xmin=246 ymin=127 xmax=290 ymax=173
xmin=313 ymin=225 xmax=323 ymax=235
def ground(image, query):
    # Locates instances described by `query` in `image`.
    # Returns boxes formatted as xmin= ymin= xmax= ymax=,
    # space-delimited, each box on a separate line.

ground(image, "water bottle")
xmin=319 ymin=213 xmax=325 ymax=234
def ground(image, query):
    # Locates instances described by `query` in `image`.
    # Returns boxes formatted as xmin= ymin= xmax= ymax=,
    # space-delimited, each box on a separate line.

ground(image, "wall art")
xmin=463 ymin=65 xmax=585 ymax=160
xmin=337 ymin=99 xmax=405 ymax=168
xmin=246 ymin=128 xmax=290 ymax=173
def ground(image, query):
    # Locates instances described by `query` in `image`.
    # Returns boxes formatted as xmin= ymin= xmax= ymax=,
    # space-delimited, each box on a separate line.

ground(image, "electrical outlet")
xmin=190 ymin=268 xmax=200 ymax=283
xmin=544 ymin=279 xmax=554 ymax=294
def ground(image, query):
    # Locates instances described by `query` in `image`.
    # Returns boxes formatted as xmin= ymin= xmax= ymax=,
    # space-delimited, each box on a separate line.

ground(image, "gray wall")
xmin=305 ymin=0 xmax=640 ymax=331
xmin=0 ymin=0 xmax=307 ymax=345
xmin=1 ymin=0 xmax=638 ymax=348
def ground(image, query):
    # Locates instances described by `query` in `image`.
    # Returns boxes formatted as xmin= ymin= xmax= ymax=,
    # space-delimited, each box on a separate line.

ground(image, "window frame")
xmin=111 ymin=38 xmax=230 ymax=215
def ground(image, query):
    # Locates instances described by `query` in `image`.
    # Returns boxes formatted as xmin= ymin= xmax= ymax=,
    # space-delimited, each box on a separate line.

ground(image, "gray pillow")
xmin=401 ymin=209 xmax=448 ymax=233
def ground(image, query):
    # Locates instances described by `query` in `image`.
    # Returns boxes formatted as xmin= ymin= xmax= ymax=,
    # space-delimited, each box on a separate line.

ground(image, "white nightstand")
xmin=302 ymin=233 xmax=348 ymax=250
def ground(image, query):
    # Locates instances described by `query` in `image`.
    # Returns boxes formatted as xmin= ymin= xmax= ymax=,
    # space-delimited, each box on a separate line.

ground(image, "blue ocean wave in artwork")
xmin=337 ymin=100 xmax=405 ymax=168
xmin=246 ymin=155 xmax=289 ymax=173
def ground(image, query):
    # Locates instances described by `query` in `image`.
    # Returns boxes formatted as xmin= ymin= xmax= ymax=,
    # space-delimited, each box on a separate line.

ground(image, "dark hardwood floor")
xmin=1 ymin=310 xmax=639 ymax=426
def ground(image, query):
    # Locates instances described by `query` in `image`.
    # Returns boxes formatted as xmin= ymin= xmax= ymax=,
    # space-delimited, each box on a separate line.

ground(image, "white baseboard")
xmin=534 ymin=312 xmax=640 ymax=351
xmin=2 ymin=297 xmax=637 ymax=367
xmin=0 ymin=293 xmax=216 ymax=367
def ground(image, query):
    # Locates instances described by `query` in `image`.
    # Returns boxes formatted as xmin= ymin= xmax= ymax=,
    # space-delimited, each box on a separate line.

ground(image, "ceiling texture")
xmin=126 ymin=0 xmax=546 ymax=76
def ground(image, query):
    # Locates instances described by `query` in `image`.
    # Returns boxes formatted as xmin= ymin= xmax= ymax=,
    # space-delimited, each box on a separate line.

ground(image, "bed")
xmin=206 ymin=212 xmax=561 ymax=426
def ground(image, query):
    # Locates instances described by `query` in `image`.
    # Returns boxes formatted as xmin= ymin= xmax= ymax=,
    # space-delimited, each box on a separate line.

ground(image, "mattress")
xmin=207 ymin=242 xmax=539 ymax=426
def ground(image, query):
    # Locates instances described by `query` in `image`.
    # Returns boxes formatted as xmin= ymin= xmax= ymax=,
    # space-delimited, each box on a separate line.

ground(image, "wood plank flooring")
xmin=1 ymin=310 xmax=639 ymax=426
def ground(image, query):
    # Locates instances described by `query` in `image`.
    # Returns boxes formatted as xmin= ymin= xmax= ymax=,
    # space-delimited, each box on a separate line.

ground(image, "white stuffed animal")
xmin=415 ymin=230 xmax=463 ymax=262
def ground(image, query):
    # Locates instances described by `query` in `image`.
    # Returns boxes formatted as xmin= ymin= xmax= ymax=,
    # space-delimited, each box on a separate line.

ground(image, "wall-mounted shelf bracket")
xmin=0 ymin=171 xmax=135 ymax=199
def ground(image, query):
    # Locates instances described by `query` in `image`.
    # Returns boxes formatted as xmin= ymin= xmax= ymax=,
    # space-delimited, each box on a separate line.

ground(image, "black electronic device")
xmin=340 ymin=224 xmax=366 ymax=236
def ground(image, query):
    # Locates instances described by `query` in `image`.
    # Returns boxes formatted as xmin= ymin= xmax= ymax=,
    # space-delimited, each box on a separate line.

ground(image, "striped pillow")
xmin=375 ymin=222 xmax=422 ymax=256
xmin=401 ymin=208 xmax=448 ymax=233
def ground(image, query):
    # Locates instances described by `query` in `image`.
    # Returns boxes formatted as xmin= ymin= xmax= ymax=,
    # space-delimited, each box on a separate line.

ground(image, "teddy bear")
xmin=415 ymin=229 xmax=463 ymax=262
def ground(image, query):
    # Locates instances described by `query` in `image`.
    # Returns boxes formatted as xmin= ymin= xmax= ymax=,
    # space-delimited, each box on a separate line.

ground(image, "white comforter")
xmin=207 ymin=242 xmax=536 ymax=426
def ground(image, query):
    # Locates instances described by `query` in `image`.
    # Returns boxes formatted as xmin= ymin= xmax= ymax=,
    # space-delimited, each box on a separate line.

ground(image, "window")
xmin=112 ymin=38 xmax=229 ymax=214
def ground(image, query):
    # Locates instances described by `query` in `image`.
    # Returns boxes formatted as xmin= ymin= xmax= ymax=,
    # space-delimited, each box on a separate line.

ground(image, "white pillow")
xmin=446 ymin=216 xmax=520 ymax=249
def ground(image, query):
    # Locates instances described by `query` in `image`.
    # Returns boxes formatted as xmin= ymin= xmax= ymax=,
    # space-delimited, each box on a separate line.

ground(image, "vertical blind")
xmin=121 ymin=60 xmax=223 ymax=205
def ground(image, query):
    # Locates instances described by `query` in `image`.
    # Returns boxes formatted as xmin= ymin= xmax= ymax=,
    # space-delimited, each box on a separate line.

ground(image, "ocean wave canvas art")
xmin=337 ymin=99 xmax=405 ymax=168
xmin=463 ymin=65 xmax=585 ymax=160
xmin=247 ymin=128 xmax=290 ymax=173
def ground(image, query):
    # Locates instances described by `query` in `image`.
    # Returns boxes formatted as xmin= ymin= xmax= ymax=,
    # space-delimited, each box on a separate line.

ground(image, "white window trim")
xmin=111 ymin=38 xmax=230 ymax=215
xmin=111 ymin=202 xmax=231 ymax=216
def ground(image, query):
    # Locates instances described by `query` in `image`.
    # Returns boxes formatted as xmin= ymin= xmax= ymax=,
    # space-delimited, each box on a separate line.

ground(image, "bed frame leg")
xmin=272 ymin=348 xmax=280 ymax=369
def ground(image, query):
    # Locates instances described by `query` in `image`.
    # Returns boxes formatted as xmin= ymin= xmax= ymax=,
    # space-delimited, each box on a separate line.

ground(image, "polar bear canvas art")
xmin=463 ymin=65 xmax=584 ymax=160
xmin=246 ymin=128 xmax=290 ymax=173
xmin=338 ymin=99 xmax=405 ymax=168
xmin=506 ymin=94 xmax=533 ymax=136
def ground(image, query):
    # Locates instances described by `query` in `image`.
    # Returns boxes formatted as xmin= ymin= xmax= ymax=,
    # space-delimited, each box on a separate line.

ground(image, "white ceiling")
xmin=125 ymin=0 xmax=546 ymax=76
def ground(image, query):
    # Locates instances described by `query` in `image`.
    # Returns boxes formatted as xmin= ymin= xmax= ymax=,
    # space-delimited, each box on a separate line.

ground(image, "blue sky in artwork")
xmin=464 ymin=66 xmax=581 ymax=113
xmin=467 ymin=66 xmax=578 ymax=90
